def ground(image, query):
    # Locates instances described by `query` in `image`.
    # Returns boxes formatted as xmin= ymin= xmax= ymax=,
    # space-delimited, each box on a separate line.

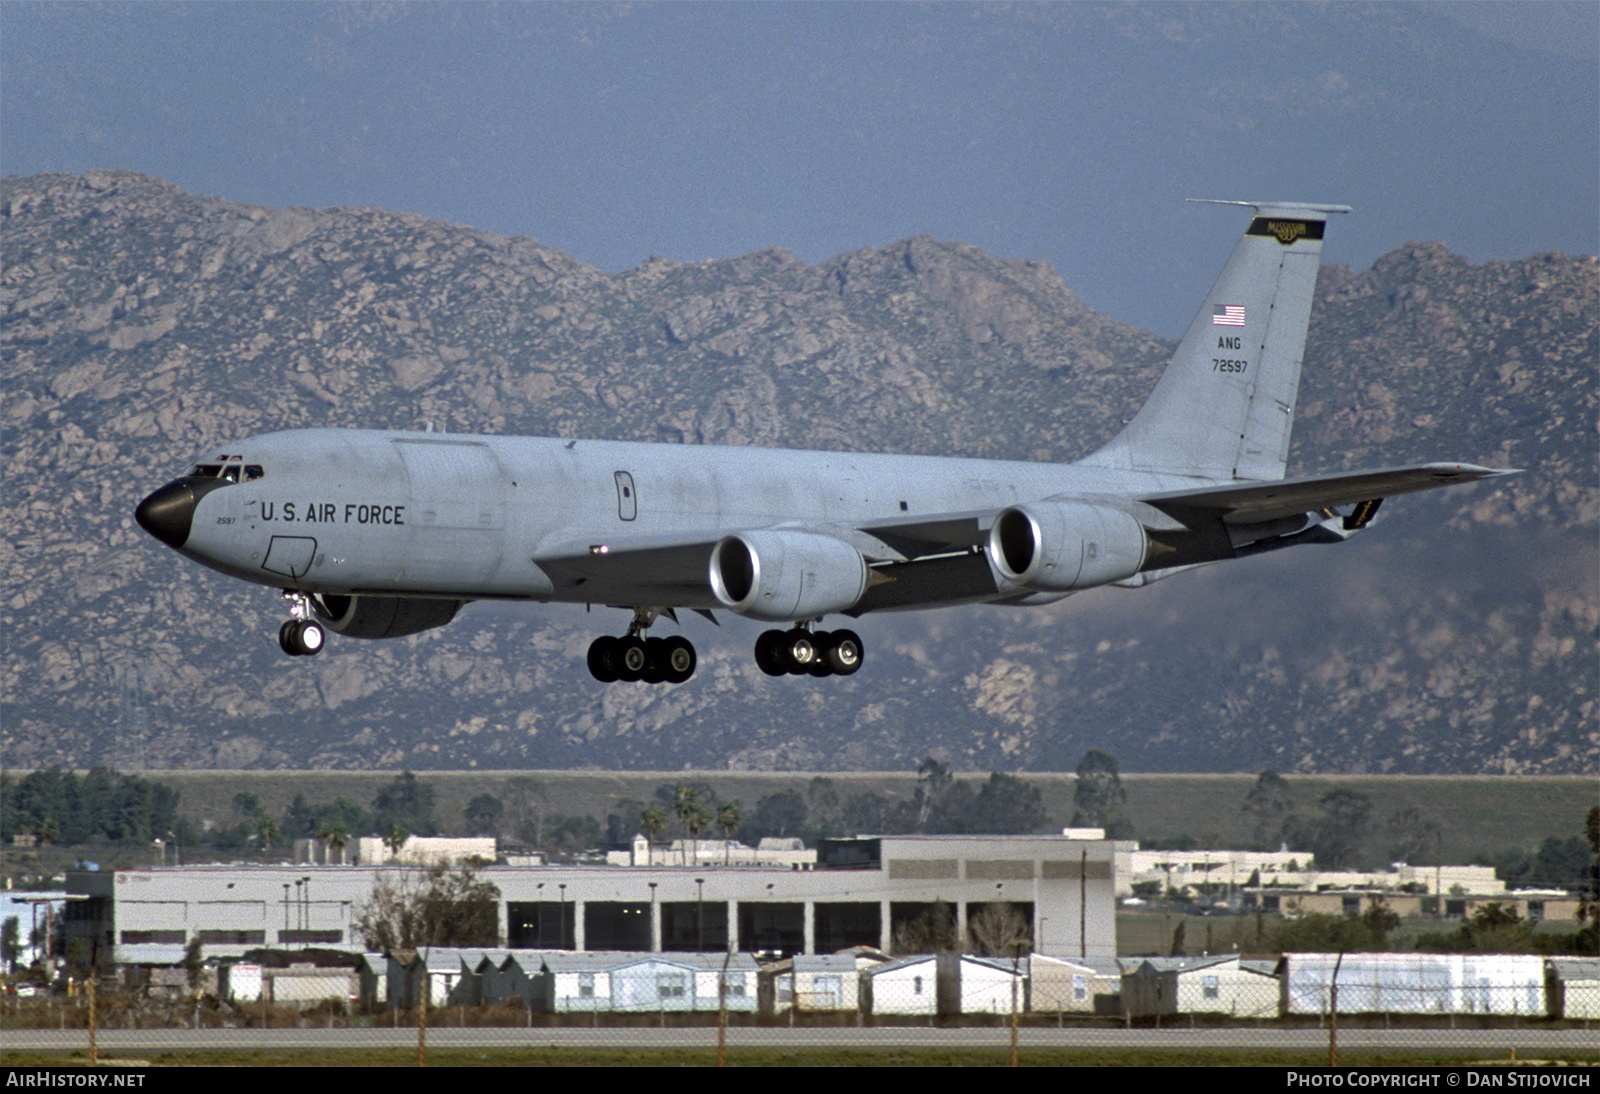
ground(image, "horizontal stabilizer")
xmin=1140 ymin=463 xmax=1517 ymax=525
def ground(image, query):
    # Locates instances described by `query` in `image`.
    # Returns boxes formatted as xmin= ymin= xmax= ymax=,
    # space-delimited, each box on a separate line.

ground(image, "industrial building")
xmin=66 ymin=833 xmax=1117 ymax=966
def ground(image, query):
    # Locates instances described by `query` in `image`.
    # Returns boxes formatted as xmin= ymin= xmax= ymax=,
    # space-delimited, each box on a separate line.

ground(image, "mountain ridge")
xmin=2 ymin=171 xmax=1593 ymax=775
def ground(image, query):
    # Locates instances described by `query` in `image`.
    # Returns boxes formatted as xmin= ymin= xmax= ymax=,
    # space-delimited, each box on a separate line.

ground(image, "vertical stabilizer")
xmin=1084 ymin=201 xmax=1349 ymax=482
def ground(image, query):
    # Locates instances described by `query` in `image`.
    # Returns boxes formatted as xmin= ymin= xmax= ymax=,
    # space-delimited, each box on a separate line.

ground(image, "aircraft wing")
xmin=1137 ymin=462 xmax=1515 ymax=525
xmin=535 ymin=530 xmax=728 ymax=606
xmin=534 ymin=512 xmax=998 ymax=611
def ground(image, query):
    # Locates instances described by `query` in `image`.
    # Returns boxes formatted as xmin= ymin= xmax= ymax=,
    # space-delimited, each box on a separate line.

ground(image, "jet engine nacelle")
xmin=987 ymin=501 xmax=1148 ymax=591
xmin=311 ymin=594 xmax=463 ymax=639
xmin=709 ymin=530 xmax=869 ymax=622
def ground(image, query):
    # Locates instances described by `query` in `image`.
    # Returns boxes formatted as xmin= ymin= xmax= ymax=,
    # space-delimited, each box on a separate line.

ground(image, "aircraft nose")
xmin=135 ymin=480 xmax=201 ymax=549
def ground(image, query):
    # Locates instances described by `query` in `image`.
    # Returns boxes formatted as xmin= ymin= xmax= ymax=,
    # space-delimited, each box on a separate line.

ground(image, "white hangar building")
xmin=68 ymin=834 xmax=1116 ymax=964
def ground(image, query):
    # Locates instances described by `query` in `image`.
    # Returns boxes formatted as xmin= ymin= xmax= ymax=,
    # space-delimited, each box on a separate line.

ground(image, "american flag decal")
xmin=1212 ymin=304 xmax=1245 ymax=327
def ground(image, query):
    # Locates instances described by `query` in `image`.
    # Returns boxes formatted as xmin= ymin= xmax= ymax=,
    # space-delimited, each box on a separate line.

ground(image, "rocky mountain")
xmin=2 ymin=171 xmax=1593 ymax=774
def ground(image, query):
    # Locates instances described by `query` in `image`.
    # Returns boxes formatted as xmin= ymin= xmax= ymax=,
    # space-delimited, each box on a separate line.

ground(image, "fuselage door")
xmin=615 ymin=471 xmax=637 ymax=521
xmin=393 ymin=439 xmax=508 ymax=587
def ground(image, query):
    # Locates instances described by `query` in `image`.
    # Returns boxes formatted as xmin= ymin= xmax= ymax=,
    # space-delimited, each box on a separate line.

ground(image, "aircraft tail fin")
xmin=1084 ymin=201 xmax=1350 ymax=482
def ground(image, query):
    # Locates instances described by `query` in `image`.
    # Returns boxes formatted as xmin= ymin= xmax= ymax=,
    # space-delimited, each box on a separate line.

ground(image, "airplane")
xmin=135 ymin=201 xmax=1512 ymax=685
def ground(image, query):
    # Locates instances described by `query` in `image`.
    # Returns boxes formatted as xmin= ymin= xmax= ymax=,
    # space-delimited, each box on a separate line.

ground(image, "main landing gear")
xmin=277 ymin=591 xmax=325 ymax=657
xmin=754 ymin=627 xmax=863 ymax=678
xmin=587 ymin=608 xmax=697 ymax=684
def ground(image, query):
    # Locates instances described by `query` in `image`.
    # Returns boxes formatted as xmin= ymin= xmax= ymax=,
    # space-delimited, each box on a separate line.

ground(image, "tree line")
xmin=6 ymin=763 xmax=1593 ymax=906
xmin=1 ymin=768 xmax=179 ymax=846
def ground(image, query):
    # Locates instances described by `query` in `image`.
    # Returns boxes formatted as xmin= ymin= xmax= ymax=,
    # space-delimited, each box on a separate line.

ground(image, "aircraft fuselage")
xmin=154 ymin=427 xmax=1190 ymax=608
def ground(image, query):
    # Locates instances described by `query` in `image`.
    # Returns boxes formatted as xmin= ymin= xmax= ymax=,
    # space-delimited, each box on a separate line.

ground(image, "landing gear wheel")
xmin=587 ymin=636 xmax=620 ymax=682
xmin=754 ymin=630 xmax=788 ymax=676
xmin=615 ymin=636 xmax=649 ymax=681
xmin=783 ymin=628 xmax=819 ymax=672
xmin=824 ymin=629 xmax=863 ymax=676
xmin=279 ymin=619 xmax=325 ymax=657
xmin=641 ymin=637 xmax=668 ymax=683
xmin=661 ymin=636 xmax=697 ymax=684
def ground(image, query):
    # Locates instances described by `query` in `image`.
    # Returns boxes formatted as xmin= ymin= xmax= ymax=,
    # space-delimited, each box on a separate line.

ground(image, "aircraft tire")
xmin=616 ymin=636 xmax=649 ymax=682
xmin=662 ymin=636 xmax=697 ymax=684
xmin=824 ymin=629 xmax=863 ymax=676
xmin=783 ymin=629 xmax=819 ymax=673
xmin=278 ymin=621 xmax=301 ymax=656
xmin=641 ymin=637 xmax=668 ymax=683
xmin=587 ymin=636 xmax=620 ymax=682
xmin=806 ymin=630 xmax=835 ymax=676
xmin=754 ymin=630 xmax=787 ymax=676
xmin=295 ymin=620 xmax=326 ymax=656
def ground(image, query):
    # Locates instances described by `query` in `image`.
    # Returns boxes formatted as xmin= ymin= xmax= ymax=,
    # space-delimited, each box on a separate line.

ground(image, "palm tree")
xmin=255 ymin=816 xmax=279 ymax=856
xmin=641 ymin=804 xmax=668 ymax=866
xmin=671 ymin=785 xmax=701 ymax=865
xmin=717 ymin=800 xmax=742 ymax=865
xmin=685 ymin=801 xmax=712 ymax=866
xmin=317 ymin=820 xmax=350 ymax=864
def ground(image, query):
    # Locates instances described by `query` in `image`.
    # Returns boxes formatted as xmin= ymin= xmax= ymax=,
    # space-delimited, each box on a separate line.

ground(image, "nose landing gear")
xmin=277 ymin=591 xmax=326 ymax=657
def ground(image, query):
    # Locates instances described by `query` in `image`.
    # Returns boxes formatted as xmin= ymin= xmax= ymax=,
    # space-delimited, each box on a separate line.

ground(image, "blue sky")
xmin=4 ymin=1 xmax=1596 ymax=336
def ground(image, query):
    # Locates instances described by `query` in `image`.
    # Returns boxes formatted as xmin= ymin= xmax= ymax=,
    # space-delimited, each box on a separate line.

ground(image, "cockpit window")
xmin=189 ymin=458 xmax=264 ymax=482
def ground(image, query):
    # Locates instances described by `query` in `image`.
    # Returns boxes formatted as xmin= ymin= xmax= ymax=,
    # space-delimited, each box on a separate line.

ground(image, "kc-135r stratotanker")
xmin=136 ymin=202 xmax=1511 ymax=684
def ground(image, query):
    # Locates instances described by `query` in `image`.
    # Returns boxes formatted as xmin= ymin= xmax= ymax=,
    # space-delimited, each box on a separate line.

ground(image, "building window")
xmin=658 ymin=973 xmax=687 ymax=999
xmin=120 ymin=930 xmax=185 ymax=944
xmin=578 ymin=973 xmax=594 ymax=998
xmin=197 ymin=930 xmax=265 ymax=945
xmin=1073 ymin=975 xmax=1087 ymax=1001
xmin=912 ymin=975 xmax=923 ymax=995
xmin=278 ymin=929 xmax=343 ymax=944
xmin=721 ymin=973 xmax=745 ymax=998
xmin=1202 ymin=975 xmax=1219 ymax=1000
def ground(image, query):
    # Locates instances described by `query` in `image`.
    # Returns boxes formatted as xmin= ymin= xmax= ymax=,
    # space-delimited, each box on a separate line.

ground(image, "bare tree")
xmin=891 ymin=901 xmax=959 ymax=955
xmin=967 ymin=902 xmax=1033 ymax=958
xmin=354 ymin=865 xmax=501 ymax=951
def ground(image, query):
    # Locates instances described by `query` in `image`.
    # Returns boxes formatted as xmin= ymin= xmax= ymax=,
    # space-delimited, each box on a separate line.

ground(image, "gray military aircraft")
xmin=136 ymin=201 xmax=1510 ymax=685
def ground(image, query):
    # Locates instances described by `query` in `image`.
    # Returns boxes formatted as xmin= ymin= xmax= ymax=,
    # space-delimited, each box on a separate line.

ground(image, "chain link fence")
xmin=4 ymin=953 xmax=1598 ymax=1065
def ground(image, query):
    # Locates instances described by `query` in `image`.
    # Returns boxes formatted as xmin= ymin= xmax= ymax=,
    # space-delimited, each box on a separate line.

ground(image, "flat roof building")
xmin=69 ymin=833 xmax=1116 ymax=967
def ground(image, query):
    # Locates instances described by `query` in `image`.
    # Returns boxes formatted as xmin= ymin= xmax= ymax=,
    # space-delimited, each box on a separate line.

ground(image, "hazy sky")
xmin=4 ymin=1 xmax=1595 ymax=335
